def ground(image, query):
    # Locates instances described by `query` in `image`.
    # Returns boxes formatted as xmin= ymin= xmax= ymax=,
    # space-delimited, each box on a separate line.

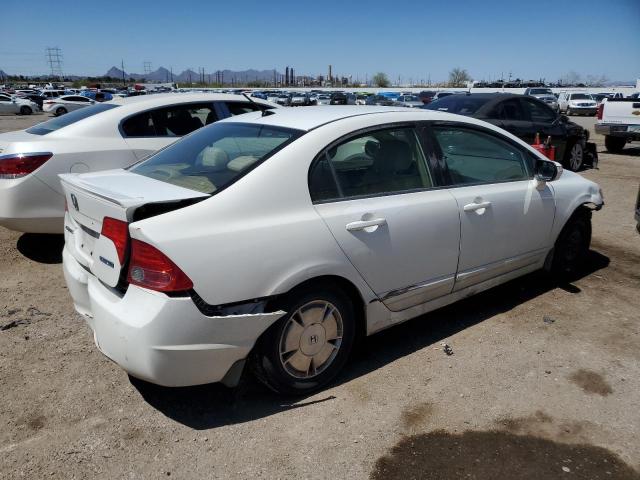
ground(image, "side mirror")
xmin=535 ymin=159 xmax=562 ymax=184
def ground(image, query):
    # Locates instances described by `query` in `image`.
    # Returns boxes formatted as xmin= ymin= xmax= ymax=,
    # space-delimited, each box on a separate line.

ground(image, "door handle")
xmin=346 ymin=217 xmax=387 ymax=232
xmin=463 ymin=201 xmax=492 ymax=212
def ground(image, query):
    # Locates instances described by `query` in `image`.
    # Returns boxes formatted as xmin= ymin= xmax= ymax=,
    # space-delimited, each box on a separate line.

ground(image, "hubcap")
xmin=570 ymin=144 xmax=583 ymax=170
xmin=279 ymin=300 xmax=343 ymax=379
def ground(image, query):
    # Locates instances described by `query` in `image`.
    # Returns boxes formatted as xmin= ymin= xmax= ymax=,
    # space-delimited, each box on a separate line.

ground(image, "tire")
xmin=566 ymin=107 xmax=572 ymax=116
xmin=55 ymin=107 xmax=67 ymax=116
xmin=604 ymin=135 xmax=626 ymax=153
xmin=251 ymin=284 xmax=356 ymax=395
xmin=551 ymin=209 xmax=592 ymax=277
xmin=564 ymin=141 xmax=584 ymax=171
xmin=19 ymin=106 xmax=32 ymax=115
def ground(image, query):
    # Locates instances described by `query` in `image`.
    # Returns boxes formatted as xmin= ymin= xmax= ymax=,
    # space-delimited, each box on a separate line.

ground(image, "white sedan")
xmin=61 ymin=106 xmax=603 ymax=394
xmin=0 ymin=93 xmax=40 ymax=115
xmin=43 ymin=95 xmax=95 ymax=116
xmin=0 ymin=93 xmax=276 ymax=233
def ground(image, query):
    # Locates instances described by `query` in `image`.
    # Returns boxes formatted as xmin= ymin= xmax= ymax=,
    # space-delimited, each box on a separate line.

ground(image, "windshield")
xmin=425 ymin=95 xmax=488 ymax=115
xmin=530 ymin=88 xmax=552 ymax=95
xmin=570 ymin=94 xmax=592 ymax=100
xmin=130 ymin=122 xmax=303 ymax=194
xmin=26 ymin=103 xmax=119 ymax=135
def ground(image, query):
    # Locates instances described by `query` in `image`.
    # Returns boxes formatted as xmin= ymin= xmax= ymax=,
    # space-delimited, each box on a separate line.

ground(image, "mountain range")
xmin=104 ymin=66 xmax=284 ymax=84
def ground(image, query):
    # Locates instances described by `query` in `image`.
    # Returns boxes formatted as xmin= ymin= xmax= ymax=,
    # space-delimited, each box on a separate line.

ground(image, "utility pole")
xmin=121 ymin=59 xmax=126 ymax=88
xmin=143 ymin=61 xmax=152 ymax=75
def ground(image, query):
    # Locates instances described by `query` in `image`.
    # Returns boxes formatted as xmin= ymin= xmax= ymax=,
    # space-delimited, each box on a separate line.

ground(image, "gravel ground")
xmin=0 ymin=112 xmax=639 ymax=480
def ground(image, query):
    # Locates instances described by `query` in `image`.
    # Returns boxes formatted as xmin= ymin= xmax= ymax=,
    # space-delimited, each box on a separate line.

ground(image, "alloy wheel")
xmin=278 ymin=300 xmax=343 ymax=379
xmin=569 ymin=143 xmax=583 ymax=171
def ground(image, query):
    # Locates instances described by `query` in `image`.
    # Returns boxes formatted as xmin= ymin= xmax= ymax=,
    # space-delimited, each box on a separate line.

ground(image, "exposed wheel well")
xmin=266 ymin=275 xmax=367 ymax=342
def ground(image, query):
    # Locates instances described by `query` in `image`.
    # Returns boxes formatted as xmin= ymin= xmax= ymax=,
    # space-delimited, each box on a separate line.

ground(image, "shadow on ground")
xmin=132 ymin=250 xmax=609 ymax=430
xmin=599 ymin=146 xmax=640 ymax=157
xmin=370 ymin=430 xmax=640 ymax=480
xmin=17 ymin=233 xmax=64 ymax=264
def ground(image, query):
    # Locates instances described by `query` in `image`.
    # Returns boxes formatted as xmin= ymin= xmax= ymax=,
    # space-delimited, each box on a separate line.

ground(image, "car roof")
xmin=217 ymin=105 xmax=480 ymax=131
xmin=106 ymin=92 xmax=268 ymax=110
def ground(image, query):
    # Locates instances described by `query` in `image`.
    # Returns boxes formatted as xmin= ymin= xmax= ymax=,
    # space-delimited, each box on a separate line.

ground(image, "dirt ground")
xmin=0 ymin=112 xmax=639 ymax=480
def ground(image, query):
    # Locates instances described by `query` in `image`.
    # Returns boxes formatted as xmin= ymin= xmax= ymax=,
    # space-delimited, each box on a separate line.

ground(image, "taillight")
xmin=596 ymin=103 xmax=604 ymax=120
xmin=100 ymin=217 xmax=129 ymax=264
xmin=0 ymin=152 xmax=53 ymax=179
xmin=127 ymin=239 xmax=193 ymax=292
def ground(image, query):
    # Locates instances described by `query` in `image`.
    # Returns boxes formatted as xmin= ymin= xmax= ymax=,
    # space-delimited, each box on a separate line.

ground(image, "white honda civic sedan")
xmin=61 ymin=106 xmax=603 ymax=395
xmin=0 ymin=93 xmax=276 ymax=233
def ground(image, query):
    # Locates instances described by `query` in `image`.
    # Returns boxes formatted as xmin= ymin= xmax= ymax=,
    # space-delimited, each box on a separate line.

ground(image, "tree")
xmin=372 ymin=72 xmax=390 ymax=87
xmin=448 ymin=68 xmax=472 ymax=87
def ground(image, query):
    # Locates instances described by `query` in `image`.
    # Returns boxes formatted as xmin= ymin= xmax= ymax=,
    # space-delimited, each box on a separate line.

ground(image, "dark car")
xmin=424 ymin=93 xmax=597 ymax=171
xmin=365 ymin=94 xmax=396 ymax=106
xmin=418 ymin=90 xmax=437 ymax=104
xmin=329 ymin=92 xmax=355 ymax=105
xmin=16 ymin=93 xmax=44 ymax=108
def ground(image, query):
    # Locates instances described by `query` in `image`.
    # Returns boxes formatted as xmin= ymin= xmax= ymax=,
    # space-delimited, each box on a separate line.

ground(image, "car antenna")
xmin=242 ymin=92 xmax=256 ymax=104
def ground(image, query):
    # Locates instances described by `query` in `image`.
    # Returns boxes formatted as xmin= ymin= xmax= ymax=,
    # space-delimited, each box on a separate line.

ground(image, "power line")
xmin=143 ymin=61 xmax=152 ymax=75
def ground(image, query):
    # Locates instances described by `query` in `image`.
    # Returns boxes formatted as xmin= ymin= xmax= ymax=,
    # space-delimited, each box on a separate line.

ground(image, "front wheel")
xmin=604 ymin=135 xmax=626 ymax=153
xmin=564 ymin=142 xmax=584 ymax=171
xmin=252 ymin=285 xmax=355 ymax=395
xmin=55 ymin=107 xmax=67 ymax=116
xmin=19 ymin=106 xmax=32 ymax=115
xmin=551 ymin=210 xmax=592 ymax=277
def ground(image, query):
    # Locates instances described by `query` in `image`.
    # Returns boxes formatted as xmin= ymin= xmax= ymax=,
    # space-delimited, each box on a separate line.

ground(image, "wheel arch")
xmin=265 ymin=274 xmax=368 ymax=343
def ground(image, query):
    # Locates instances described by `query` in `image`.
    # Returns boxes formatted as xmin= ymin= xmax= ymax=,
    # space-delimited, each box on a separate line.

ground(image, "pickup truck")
xmin=595 ymin=97 xmax=640 ymax=152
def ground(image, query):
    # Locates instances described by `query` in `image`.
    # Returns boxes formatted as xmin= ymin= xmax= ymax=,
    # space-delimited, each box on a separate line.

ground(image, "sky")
xmin=2 ymin=0 xmax=639 ymax=83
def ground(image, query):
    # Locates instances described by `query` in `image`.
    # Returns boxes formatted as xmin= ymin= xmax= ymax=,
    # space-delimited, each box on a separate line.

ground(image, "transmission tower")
xmin=143 ymin=61 xmax=152 ymax=75
xmin=45 ymin=47 xmax=64 ymax=79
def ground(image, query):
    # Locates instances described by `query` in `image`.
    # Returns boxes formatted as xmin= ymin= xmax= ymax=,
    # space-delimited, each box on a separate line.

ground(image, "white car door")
xmin=310 ymin=126 xmax=461 ymax=311
xmin=430 ymin=123 xmax=555 ymax=291
xmin=0 ymin=95 xmax=16 ymax=114
xmin=122 ymin=102 xmax=219 ymax=160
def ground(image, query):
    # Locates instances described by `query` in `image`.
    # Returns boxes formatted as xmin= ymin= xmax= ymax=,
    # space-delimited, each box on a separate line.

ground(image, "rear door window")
xmin=121 ymin=103 xmax=216 ymax=138
xmin=309 ymin=127 xmax=432 ymax=202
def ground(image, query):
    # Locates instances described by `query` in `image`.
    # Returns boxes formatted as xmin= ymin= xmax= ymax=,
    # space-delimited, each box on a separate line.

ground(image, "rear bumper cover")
xmin=62 ymin=247 xmax=285 ymax=387
xmin=595 ymin=123 xmax=640 ymax=140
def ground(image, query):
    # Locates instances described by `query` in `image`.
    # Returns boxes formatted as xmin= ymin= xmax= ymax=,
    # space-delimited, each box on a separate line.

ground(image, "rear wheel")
xmin=55 ymin=107 xmax=67 ymax=116
xmin=564 ymin=142 xmax=584 ymax=171
xmin=252 ymin=284 xmax=355 ymax=395
xmin=19 ymin=106 xmax=32 ymax=115
xmin=551 ymin=210 xmax=591 ymax=277
xmin=604 ymin=135 xmax=626 ymax=153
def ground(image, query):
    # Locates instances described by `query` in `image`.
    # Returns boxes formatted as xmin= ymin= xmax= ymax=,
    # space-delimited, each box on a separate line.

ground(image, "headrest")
xmin=200 ymin=147 xmax=229 ymax=171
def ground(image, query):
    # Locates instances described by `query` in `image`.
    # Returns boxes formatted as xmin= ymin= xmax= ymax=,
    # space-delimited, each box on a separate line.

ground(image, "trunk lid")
xmin=60 ymin=169 xmax=209 ymax=287
xmin=0 ymin=130 xmax=42 ymax=155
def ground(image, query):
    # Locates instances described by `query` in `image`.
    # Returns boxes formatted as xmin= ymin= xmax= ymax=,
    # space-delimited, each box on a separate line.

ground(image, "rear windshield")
xmin=569 ymin=94 xmax=592 ymax=100
xmin=425 ymin=95 xmax=488 ymax=115
xmin=130 ymin=122 xmax=303 ymax=195
xmin=26 ymin=103 xmax=119 ymax=135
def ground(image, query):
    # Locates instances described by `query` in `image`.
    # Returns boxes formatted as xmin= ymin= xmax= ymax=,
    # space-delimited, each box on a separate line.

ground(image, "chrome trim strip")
xmin=381 ymin=275 xmax=455 ymax=312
